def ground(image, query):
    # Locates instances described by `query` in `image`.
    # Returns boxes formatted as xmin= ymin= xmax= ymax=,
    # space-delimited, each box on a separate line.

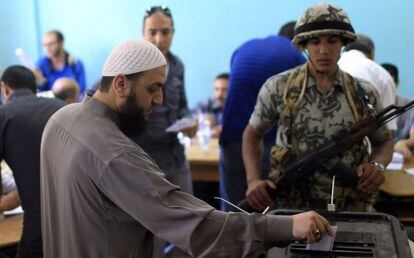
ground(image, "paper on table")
xmin=386 ymin=152 xmax=404 ymax=171
xmin=404 ymin=168 xmax=414 ymax=176
xmin=165 ymin=117 xmax=197 ymax=133
xmin=306 ymin=225 xmax=337 ymax=251
xmin=3 ymin=205 xmax=24 ymax=216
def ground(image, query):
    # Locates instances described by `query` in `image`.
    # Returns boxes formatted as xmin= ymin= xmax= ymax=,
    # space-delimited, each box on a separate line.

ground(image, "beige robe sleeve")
xmin=98 ymin=150 xmax=293 ymax=257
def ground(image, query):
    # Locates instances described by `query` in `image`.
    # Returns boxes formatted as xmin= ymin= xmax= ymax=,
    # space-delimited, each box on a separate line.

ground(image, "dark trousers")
xmin=219 ymin=141 xmax=272 ymax=211
xmin=16 ymin=237 xmax=43 ymax=258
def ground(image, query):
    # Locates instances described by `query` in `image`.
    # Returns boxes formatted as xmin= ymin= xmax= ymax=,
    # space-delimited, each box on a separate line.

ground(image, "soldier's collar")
xmin=307 ymin=67 xmax=345 ymax=92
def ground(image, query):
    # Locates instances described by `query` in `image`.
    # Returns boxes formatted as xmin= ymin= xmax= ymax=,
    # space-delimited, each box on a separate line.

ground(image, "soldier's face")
xmin=305 ymin=35 xmax=343 ymax=74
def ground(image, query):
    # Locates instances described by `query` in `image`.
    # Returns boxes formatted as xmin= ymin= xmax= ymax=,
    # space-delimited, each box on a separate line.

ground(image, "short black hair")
xmin=99 ymin=72 xmax=142 ymax=93
xmin=143 ymin=6 xmax=174 ymax=28
xmin=215 ymin=73 xmax=229 ymax=81
xmin=344 ymin=34 xmax=374 ymax=56
xmin=47 ymin=30 xmax=64 ymax=42
xmin=278 ymin=21 xmax=297 ymax=40
xmin=99 ymin=76 xmax=113 ymax=93
xmin=1 ymin=65 xmax=37 ymax=93
xmin=381 ymin=63 xmax=399 ymax=85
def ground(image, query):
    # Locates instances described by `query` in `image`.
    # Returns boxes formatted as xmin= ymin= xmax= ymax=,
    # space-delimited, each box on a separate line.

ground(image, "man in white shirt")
xmin=1 ymin=162 xmax=20 ymax=212
xmin=338 ymin=34 xmax=396 ymax=130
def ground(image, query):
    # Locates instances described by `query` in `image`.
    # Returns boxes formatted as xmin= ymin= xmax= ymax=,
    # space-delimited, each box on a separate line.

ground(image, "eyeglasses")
xmin=145 ymin=6 xmax=172 ymax=18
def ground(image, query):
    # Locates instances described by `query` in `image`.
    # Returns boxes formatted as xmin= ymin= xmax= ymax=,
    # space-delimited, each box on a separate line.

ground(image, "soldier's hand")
xmin=292 ymin=211 xmax=333 ymax=244
xmin=245 ymin=179 xmax=275 ymax=211
xmin=357 ymin=163 xmax=385 ymax=194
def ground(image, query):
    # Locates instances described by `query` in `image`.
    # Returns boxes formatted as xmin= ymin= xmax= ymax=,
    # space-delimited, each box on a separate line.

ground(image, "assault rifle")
xmin=238 ymin=100 xmax=414 ymax=213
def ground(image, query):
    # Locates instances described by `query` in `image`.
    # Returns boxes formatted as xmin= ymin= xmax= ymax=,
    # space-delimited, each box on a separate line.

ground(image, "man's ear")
xmin=369 ymin=49 xmax=375 ymax=61
xmin=1 ymin=82 xmax=11 ymax=103
xmin=59 ymin=41 xmax=64 ymax=51
xmin=112 ymin=75 xmax=130 ymax=98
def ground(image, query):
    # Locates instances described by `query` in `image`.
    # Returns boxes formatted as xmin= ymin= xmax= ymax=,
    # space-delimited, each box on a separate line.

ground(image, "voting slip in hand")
xmin=165 ymin=117 xmax=197 ymax=133
xmin=306 ymin=225 xmax=337 ymax=251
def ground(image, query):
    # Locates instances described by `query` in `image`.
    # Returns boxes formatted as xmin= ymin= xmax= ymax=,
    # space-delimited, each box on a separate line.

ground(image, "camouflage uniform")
xmin=249 ymin=64 xmax=390 ymax=211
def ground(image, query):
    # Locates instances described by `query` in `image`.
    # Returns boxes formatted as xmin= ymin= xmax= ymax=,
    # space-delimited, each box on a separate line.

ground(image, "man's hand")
xmin=394 ymin=140 xmax=412 ymax=159
xmin=245 ymin=179 xmax=275 ymax=211
xmin=292 ymin=211 xmax=333 ymax=244
xmin=356 ymin=163 xmax=385 ymax=194
xmin=211 ymin=125 xmax=222 ymax=138
xmin=180 ymin=120 xmax=198 ymax=138
xmin=33 ymin=68 xmax=47 ymax=86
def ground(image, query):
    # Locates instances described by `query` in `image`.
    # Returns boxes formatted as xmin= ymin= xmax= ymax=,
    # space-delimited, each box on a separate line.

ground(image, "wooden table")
xmin=380 ymin=158 xmax=414 ymax=197
xmin=185 ymin=139 xmax=220 ymax=182
xmin=0 ymin=214 xmax=23 ymax=248
xmin=380 ymin=157 xmax=414 ymax=223
xmin=186 ymin=139 xmax=414 ymax=194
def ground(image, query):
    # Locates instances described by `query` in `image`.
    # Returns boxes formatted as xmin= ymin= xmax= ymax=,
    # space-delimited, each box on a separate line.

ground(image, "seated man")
xmin=0 ymin=162 xmax=20 ymax=213
xmin=194 ymin=73 xmax=229 ymax=138
xmin=382 ymin=63 xmax=414 ymax=159
xmin=52 ymin=77 xmax=80 ymax=104
xmin=35 ymin=30 xmax=86 ymax=95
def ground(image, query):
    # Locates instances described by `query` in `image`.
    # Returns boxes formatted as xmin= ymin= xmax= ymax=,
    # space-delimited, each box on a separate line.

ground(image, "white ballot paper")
xmin=3 ymin=205 xmax=24 ymax=216
xmin=165 ymin=117 xmax=197 ymax=133
xmin=405 ymin=168 xmax=414 ymax=176
xmin=306 ymin=225 xmax=337 ymax=251
xmin=386 ymin=152 xmax=404 ymax=170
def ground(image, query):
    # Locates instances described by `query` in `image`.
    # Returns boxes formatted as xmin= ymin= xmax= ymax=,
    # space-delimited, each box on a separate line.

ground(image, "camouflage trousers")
xmin=273 ymin=183 xmax=378 ymax=212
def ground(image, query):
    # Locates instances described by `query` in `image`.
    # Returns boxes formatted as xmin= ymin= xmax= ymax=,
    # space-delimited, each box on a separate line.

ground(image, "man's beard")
xmin=118 ymin=92 xmax=147 ymax=138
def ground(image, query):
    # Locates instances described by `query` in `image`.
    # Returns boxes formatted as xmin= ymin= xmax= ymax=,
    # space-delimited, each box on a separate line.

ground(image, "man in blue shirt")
xmin=219 ymin=21 xmax=306 ymax=211
xmin=35 ymin=30 xmax=86 ymax=95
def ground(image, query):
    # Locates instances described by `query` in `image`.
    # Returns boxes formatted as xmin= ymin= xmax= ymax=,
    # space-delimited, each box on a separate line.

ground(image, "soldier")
xmin=242 ymin=3 xmax=393 ymax=212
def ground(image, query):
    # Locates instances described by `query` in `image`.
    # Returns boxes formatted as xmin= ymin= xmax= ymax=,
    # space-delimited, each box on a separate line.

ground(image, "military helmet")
xmin=292 ymin=3 xmax=356 ymax=46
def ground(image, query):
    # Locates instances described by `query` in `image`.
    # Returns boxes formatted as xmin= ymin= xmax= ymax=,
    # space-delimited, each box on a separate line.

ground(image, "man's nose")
xmin=153 ymin=90 xmax=163 ymax=105
xmin=154 ymin=33 xmax=164 ymax=45
xmin=319 ymin=43 xmax=329 ymax=54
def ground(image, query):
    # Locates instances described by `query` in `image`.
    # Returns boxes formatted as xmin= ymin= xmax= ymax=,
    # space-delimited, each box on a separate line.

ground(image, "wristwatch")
xmin=370 ymin=161 xmax=385 ymax=173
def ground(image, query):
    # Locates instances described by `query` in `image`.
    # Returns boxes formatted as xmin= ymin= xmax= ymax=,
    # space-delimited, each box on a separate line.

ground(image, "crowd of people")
xmin=0 ymin=2 xmax=413 ymax=258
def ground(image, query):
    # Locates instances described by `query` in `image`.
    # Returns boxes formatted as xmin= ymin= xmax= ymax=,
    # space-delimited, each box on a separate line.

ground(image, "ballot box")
xmin=266 ymin=210 xmax=412 ymax=258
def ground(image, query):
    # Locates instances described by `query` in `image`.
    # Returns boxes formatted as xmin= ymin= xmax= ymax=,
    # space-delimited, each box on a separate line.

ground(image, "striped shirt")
xmin=220 ymin=35 xmax=305 ymax=144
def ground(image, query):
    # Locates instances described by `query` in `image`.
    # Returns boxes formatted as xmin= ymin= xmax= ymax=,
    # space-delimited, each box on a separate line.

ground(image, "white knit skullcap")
xmin=102 ymin=40 xmax=166 ymax=76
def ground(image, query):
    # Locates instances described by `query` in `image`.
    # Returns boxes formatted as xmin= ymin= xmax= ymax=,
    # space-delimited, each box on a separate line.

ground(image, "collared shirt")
xmin=133 ymin=52 xmax=191 ymax=170
xmin=36 ymin=54 xmax=86 ymax=94
xmin=40 ymin=96 xmax=293 ymax=258
xmin=249 ymin=65 xmax=390 ymax=210
xmin=220 ymin=35 xmax=306 ymax=144
xmin=338 ymin=50 xmax=397 ymax=130
xmin=394 ymin=95 xmax=414 ymax=141
xmin=0 ymin=89 xmax=64 ymax=242
xmin=193 ymin=97 xmax=224 ymax=125
xmin=250 ymin=66 xmax=388 ymax=151
xmin=1 ymin=163 xmax=17 ymax=194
